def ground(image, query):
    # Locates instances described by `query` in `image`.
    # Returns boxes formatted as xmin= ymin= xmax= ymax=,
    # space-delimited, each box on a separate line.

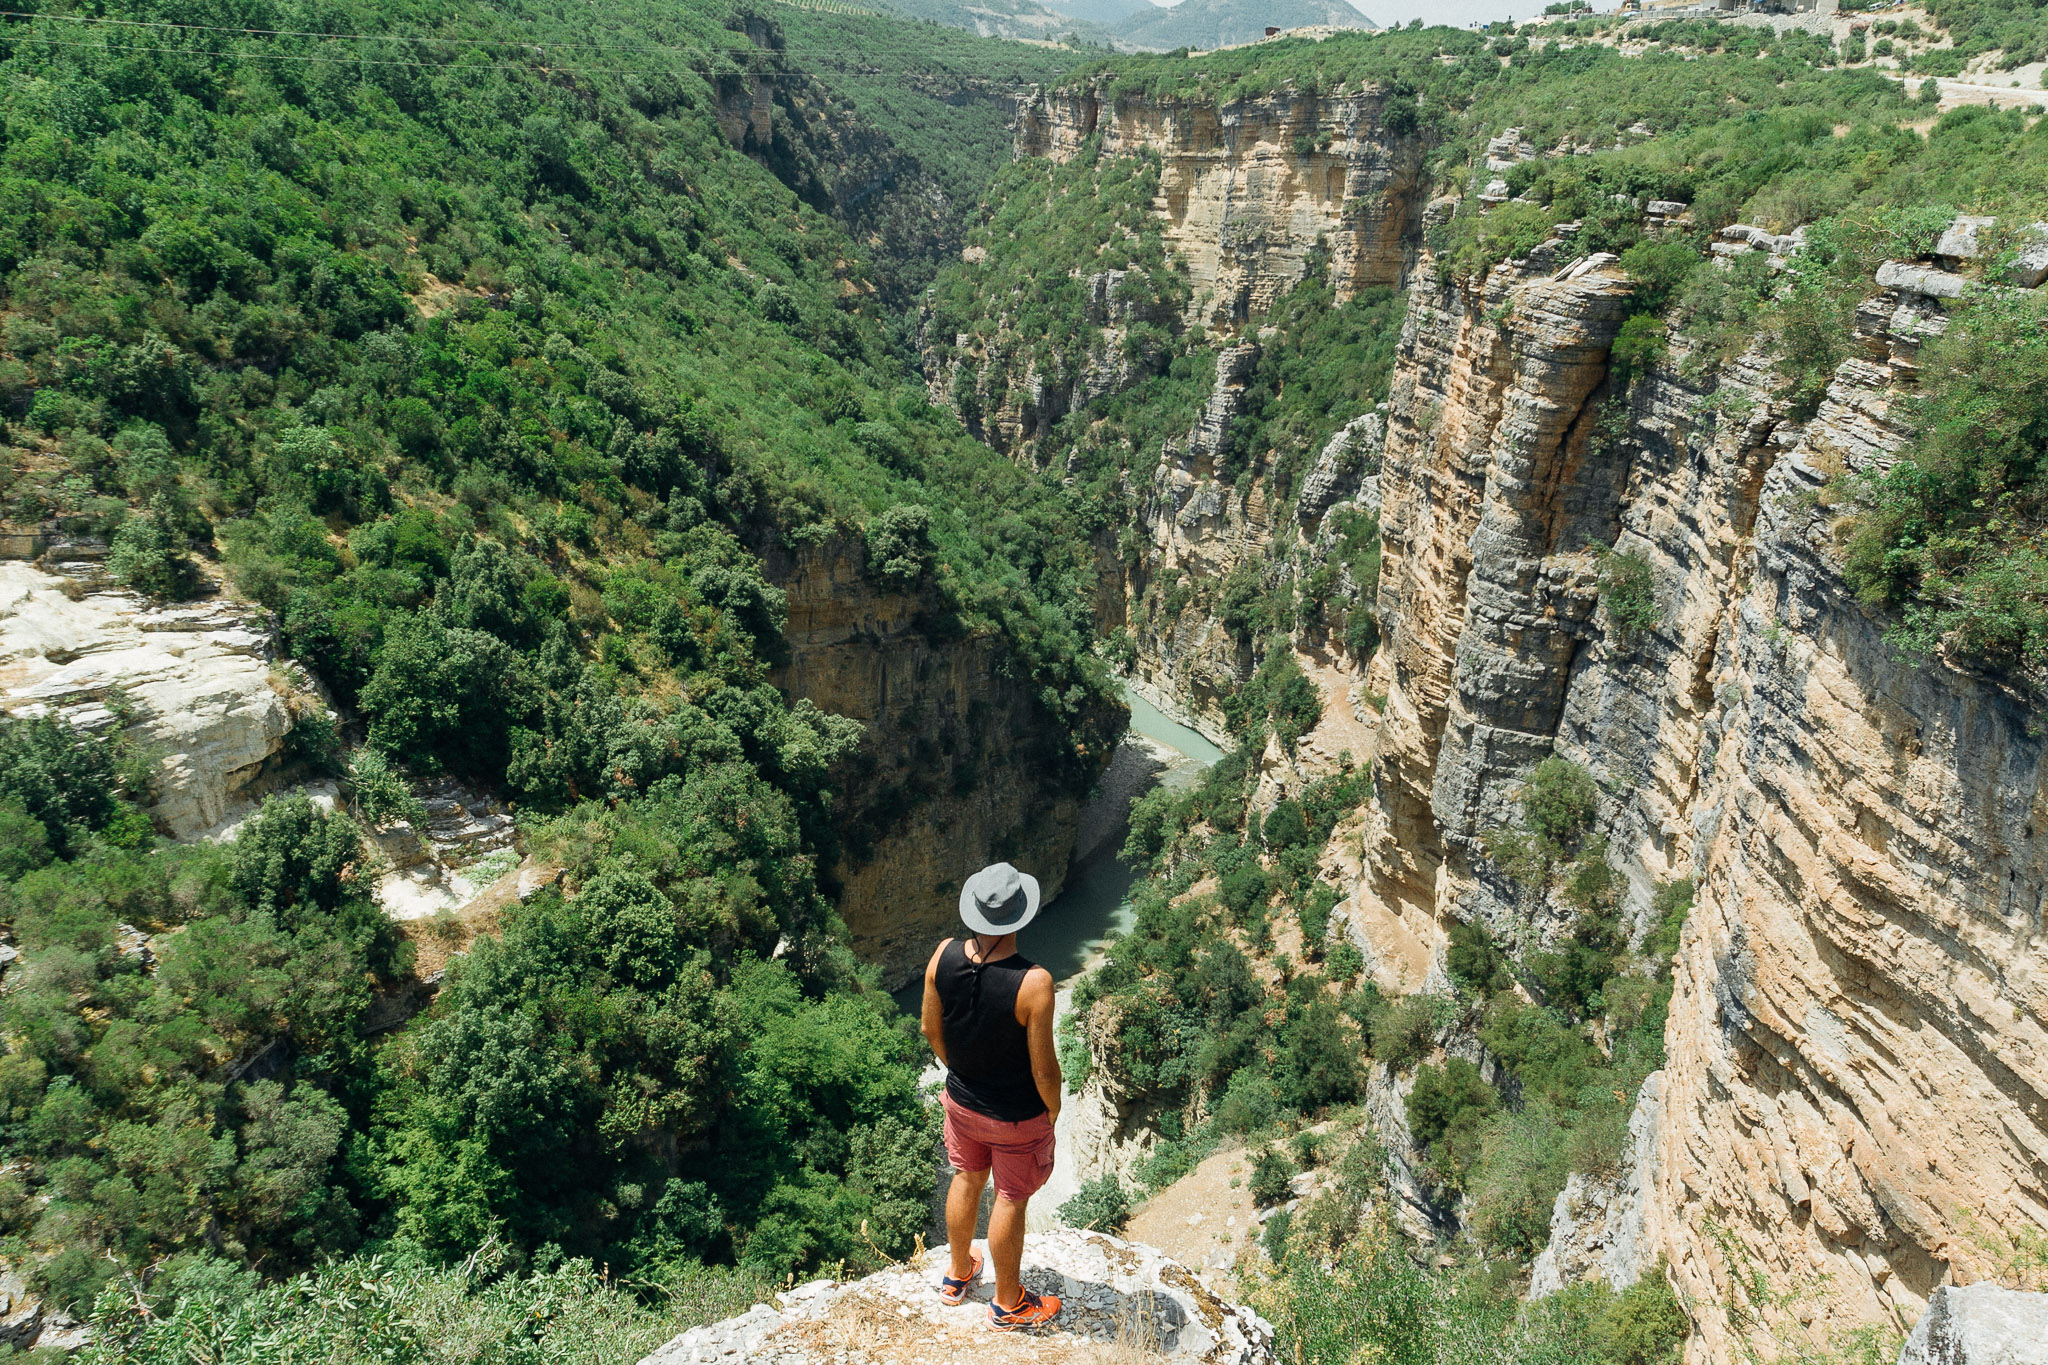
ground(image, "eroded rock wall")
xmin=1357 ymin=239 xmax=2048 ymax=1354
xmin=1015 ymin=84 xmax=1428 ymax=326
xmin=770 ymin=538 xmax=1114 ymax=987
xmin=0 ymin=560 xmax=323 ymax=838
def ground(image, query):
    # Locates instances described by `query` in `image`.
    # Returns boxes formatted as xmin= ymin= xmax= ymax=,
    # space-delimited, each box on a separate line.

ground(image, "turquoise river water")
xmin=893 ymin=685 xmax=1222 ymax=1011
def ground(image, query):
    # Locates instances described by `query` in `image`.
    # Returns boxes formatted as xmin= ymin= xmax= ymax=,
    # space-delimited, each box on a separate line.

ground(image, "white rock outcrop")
xmin=1897 ymin=1284 xmax=2048 ymax=1365
xmin=1529 ymin=1073 xmax=1663 ymax=1297
xmin=0 ymin=562 xmax=323 ymax=837
xmin=638 ymin=1232 xmax=1274 ymax=1365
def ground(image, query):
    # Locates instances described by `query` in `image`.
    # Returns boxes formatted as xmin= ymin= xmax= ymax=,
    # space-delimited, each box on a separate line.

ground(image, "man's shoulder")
xmin=1018 ymin=961 xmax=1055 ymax=1001
xmin=925 ymin=937 xmax=955 ymax=977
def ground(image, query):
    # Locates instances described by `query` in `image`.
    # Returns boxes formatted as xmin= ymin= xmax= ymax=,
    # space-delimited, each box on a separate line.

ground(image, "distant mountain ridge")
xmin=1039 ymin=0 xmax=1156 ymax=24
xmin=875 ymin=0 xmax=1122 ymax=46
xmin=875 ymin=0 xmax=1375 ymax=51
xmin=1113 ymin=0 xmax=1375 ymax=49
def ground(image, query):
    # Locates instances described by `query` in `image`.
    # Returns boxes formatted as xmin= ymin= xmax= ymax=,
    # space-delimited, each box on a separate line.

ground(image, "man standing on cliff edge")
xmin=920 ymin=861 xmax=1065 ymax=1331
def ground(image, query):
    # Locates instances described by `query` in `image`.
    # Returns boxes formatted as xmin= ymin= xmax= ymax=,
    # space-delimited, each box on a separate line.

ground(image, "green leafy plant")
xmin=1058 ymin=1175 xmax=1131 ymax=1233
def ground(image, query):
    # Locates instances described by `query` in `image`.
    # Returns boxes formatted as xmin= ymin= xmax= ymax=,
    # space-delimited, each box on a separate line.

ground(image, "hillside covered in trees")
xmin=0 ymin=0 xmax=1114 ymax=1348
xmin=8 ymin=0 xmax=2048 ymax=1357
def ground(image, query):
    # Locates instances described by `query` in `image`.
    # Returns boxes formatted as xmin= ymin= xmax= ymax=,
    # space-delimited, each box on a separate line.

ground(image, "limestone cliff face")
xmin=0 ymin=560 xmax=325 ymax=839
xmin=927 ymin=81 xmax=1423 ymax=739
xmin=948 ymin=85 xmax=2048 ymax=1352
xmin=770 ymin=538 xmax=1113 ymax=987
xmin=1015 ymin=84 xmax=1428 ymax=326
xmin=1354 ymin=239 xmax=2048 ymax=1354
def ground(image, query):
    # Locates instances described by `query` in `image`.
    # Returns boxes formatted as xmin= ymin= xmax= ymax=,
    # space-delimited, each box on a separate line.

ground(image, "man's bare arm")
xmin=921 ymin=940 xmax=950 ymax=1067
xmin=1019 ymin=966 xmax=1062 ymax=1122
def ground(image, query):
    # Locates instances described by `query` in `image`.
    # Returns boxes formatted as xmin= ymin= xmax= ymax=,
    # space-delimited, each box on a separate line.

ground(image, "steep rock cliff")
xmin=1014 ymin=84 xmax=1428 ymax=326
xmin=1354 ymin=238 xmax=2048 ymax=1354
xmin=771 ymin=537 xmax=1114 ymax=987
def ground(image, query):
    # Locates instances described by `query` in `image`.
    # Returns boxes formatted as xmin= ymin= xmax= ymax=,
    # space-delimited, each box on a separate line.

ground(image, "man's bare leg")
xmin=947 ymin=1168 xmax=989 ymax=1280
xmin=988 ymin=1193 xmax=1028 ymax=1308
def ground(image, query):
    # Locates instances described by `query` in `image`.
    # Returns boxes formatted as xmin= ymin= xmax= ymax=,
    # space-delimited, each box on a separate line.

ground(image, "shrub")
xmin=1405 ymin=1057 xmax=1498 ymax=1190
xmin=1584 ymin=1262 xmax=1692 ymax=1364
xmin=1528 ymin=902 xmax=1626 ymax=1017
xmin=1261 ymin=1207 xmax=1293 ymax=1263
xmin=1058 ymin=1175 xmax=1131 ymax=1233
xmin=1523 ymin=756 xmax=1600 ymax=849
xmin=0 ymin=713 xmax=131 ymax=856
xmin=1263 ymin=798 xmax=1309 ymax=850
xmin=1214 ymin=1067 xmax=1279 ymax=1134
xmin=1608 ymin=313 xmax=1669 ymax=386
xmin=1297 ymin=881 xmax=1340 ymax=952
xmin=1597 ymin=547 xmax=1661 ymax=643
xmin=1364 ymin=990 xmax=1439 ymax=1070
xmin=1249 ymin=1147 xmax=1297 ymax=1206
xmin=107 ymin=497 xmax=203 ymax=601
xmin=1220 ymin=862 xmax=1272 ymax=922
xmin=1645 ymin=877 xmax=1694 ymax=968
xmin=1446 ymin=918 xmax=1514 ymax=997
xmin=1467 ymin=1096 xmax=1575 ymax=1255
xmin=864 ymin=503 xmax=934 ymax=587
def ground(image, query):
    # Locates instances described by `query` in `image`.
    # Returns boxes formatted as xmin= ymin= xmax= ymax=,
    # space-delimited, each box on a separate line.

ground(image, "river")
xmin=891 ymin=683 xmax=1223 ymax=1012
xmin=887 ymin=684 xmax=1225 ymax=1231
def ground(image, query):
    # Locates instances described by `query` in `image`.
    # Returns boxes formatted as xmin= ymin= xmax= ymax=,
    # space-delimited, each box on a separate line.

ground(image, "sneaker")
xmin=937 ymin=1250 xmax=983 ymax=1306
xmin=988 ymin=1288 xmax=1061 ymax=1331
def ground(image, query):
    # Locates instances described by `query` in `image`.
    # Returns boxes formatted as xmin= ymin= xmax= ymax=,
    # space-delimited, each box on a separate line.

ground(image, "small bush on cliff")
xmin=864 ymin=503 xmax=935 ymax=587
xmin=1058 ymin=1175 xmax=1132 ymax=1233
xmin=1250 ymin=1147 xmax=1298 ymax=1206
xmin=1406 ymin=1057 xmax=1499 ymax=1191
xmin=107 ymin=497 xmax=204 ymax=601
xmin=1447 ymin=918 xmax=1514 ymax=996
xmin=1646 ymin=877 xmax=1695 ymax=969
xmin=1596 ymin=543 xmax=1663 ymax=644
xmin=1486 ymin=755 xmax=1603 ymax=888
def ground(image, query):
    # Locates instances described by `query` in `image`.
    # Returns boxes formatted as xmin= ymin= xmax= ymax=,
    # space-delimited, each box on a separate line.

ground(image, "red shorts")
xmin=941 ymin=1090 xmax=1055 ymax=1202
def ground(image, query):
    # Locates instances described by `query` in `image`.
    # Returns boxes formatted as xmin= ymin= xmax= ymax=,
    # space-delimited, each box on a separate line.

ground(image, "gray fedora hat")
xmin=959 ymin=862 xmax=1041 ymax=936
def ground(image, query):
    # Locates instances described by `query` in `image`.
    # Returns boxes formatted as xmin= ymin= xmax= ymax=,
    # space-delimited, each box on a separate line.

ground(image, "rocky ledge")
xmin=638 ymin=1232 xmax=1274 ymax=1365
xmin=0 ymin=560 xmax=324 ymax=837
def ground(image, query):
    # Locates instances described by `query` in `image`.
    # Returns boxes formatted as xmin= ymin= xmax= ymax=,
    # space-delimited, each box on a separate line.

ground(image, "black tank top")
xmin=935 ymin=938 xmax=1047 ymax=1122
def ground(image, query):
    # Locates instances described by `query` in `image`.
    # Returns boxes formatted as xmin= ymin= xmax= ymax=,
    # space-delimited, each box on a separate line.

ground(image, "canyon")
xmin=13 ymin=12 xmax=2048 ymax=1358
xmin=947 ymin=80 xmax=2048 ymax=1360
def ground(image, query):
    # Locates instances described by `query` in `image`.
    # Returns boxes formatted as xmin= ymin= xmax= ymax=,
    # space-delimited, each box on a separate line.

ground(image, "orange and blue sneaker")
xmin=937 ymin=1250 xmax=982 ymax=1306
xmin=988 ymin=1288 xmax=1061 ymax=1331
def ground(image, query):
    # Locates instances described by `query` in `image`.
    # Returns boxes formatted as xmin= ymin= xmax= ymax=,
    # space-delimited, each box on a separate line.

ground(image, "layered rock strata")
xmin=1015 ymin=84 xmax=1428 ymax=326
xmin=1354 ymin=235 xmax=2048 ymax=1356
xmin=0 ymin=561 xmax=325 ymax=838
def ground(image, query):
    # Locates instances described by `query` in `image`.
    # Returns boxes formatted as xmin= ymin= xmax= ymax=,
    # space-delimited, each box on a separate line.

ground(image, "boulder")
xmin=1875 ymin=261 xmax=1969 ymax=300
xmin=1296 ymin=412 xmax=1386 ymax=523
xmin=2005 ymin=224 xmax=2048 ymax=289
xmin=0 ymin=562 xmax=326 ymax=838
xmin=638 ymin=1231 xmax=1274 ymax=1365
xmin=1898 ymin=1283 xmax=2048 ymax=1365
xmin=1934 ymin=215 xmax=1998 ymax=264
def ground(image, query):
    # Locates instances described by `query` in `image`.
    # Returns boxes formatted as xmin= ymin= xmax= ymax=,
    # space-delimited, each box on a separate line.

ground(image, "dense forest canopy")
xmin=0 ymin=0 xmax=1118 ymax=1337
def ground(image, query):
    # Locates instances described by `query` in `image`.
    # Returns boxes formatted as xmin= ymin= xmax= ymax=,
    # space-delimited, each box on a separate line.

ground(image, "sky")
xmin=1150 ymin=0 xmax=1531 ymax=28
